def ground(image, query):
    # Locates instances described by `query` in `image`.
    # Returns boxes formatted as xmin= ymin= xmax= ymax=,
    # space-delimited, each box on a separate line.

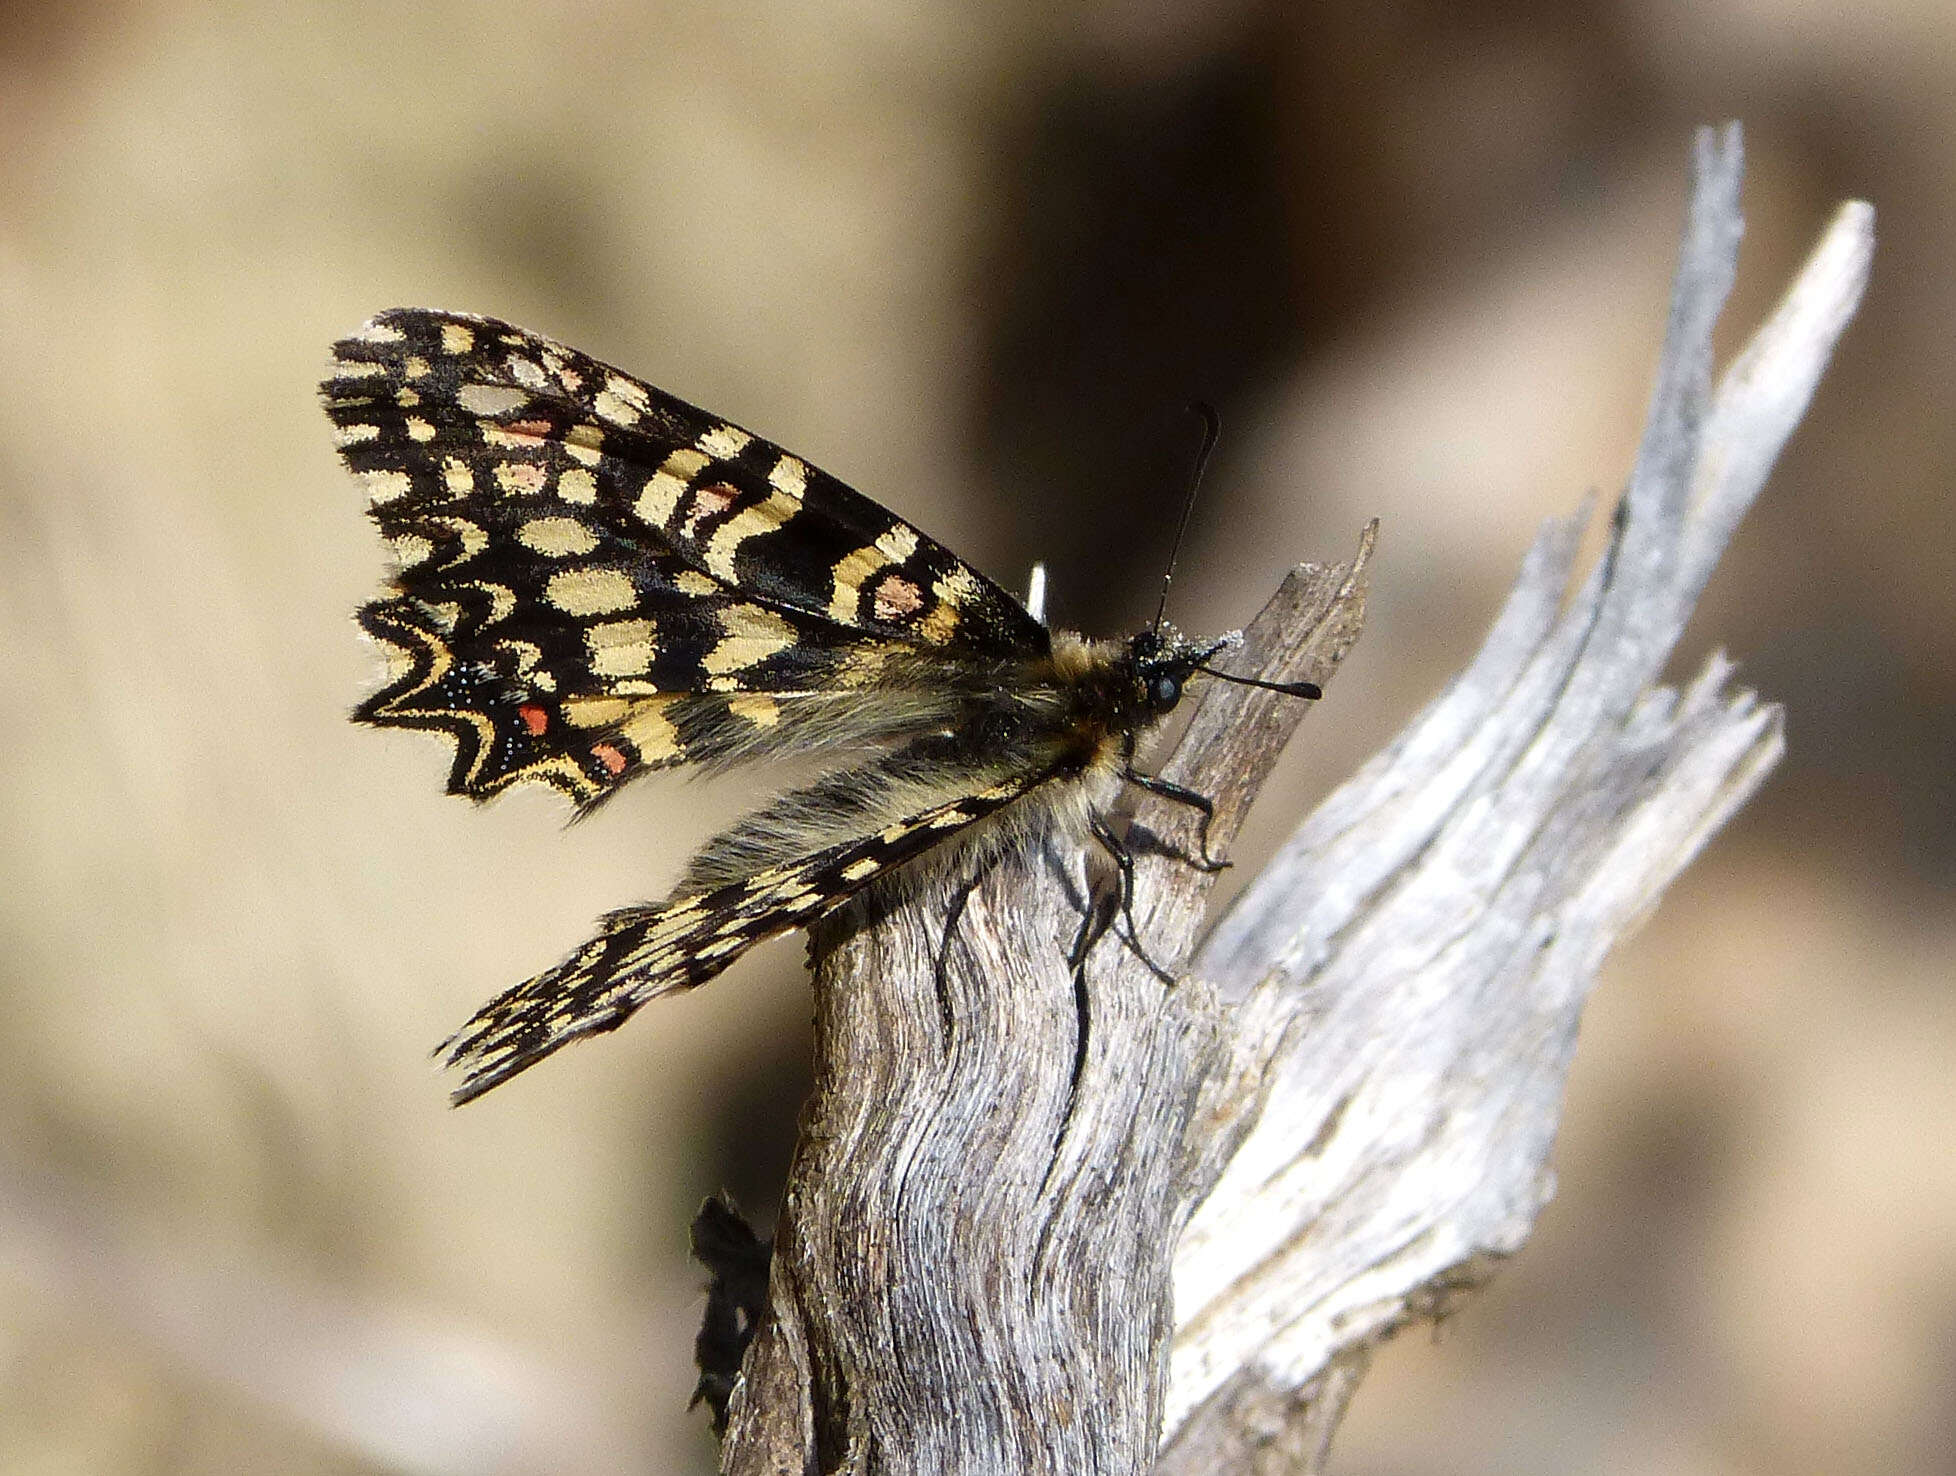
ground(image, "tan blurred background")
xmin=0 ymin=2 xmax=1949 ymax=1472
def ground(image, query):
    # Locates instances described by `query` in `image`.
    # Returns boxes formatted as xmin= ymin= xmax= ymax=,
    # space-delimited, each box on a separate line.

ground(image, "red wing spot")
xmin=871 ymin=573 xmax=925 ymax=622
xmin=591 ymin=742 xmax=629 ymax=776
xmin=517 ymin=703 xmax=550 ymax=736
xmin=682 ymin=482 xmax=741 ymax=538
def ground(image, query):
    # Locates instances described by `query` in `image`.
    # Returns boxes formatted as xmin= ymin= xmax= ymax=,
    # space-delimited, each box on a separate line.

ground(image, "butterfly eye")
xmin=1149 ymin=673 xmax=1182 ymax=709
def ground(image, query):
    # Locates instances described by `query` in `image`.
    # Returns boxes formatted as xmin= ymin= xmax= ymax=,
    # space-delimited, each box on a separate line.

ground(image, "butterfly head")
xmin=1128 ymin=624 xmax=1322 ymax=712
xmin=1127 ymin=625 xmax=1237 ymax=715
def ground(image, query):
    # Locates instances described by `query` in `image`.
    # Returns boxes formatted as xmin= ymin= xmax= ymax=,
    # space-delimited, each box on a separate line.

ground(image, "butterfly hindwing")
xmin=439 ymin=769 xmax=1045 ymax=1102
xmin=326 ymin=308 xmax=1048 ymax=806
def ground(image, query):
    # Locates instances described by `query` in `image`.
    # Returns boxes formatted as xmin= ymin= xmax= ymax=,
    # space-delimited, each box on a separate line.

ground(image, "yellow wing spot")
xmin=841 ymin=858 xmax=881 ymax=883
xmin=608 ymin=375 xmax=651 ymax=412
xmin=914 ymin=566 xmax=981 ymax=642
xmin=563 ymin=422 xmax=604 ymax=466
xmin=507 ymin=356 xmax=549 ymax=390
xmin=656 ymin=893 xmax=709 ymax=926
xmin=428 ymin=516 xmax=488 ymax=559
xmin=703 ymin=490 xmax=798 ymax=581
xmin=406 ymin=417 xmax=437 ymax=443
xmin=827 ymin=543 xmax=887 ymax=624
xmin=442 ymin=457 xmax=474 ymax=495
xmin=637 ymin=447 xmax=709 ymax=527
xmin=727 ymin=694 xmax=781 ymax=728
xmin=362 ymin=468 xmax=412 ymax=503
xmin=545 ymin=567 xmax=637 ymax=616
xmin=333 ymin=422 xmax=379 ymax=446
xmin=934 ymin=565 xmax=983 ymax=607
xmin=494 ymin=638 xmax=543 ymax=674
xmin=674 ymin=570 xmax=719 ymax=596
xmin=479 ymin=583 xmax=518 ymax=623
xmin=768 ymin=454 xmax=809 ymax=498
xmin=333 ymin=359 xmax=387 ymax=378
xmin=404 ymin=355 xmax=431 ymax=380
xmin=358 ymin=321 xmax=405 ymax=344
xmin=586 ymin=617 xmax=655 ymax=647
xmin=440 ymin=323 xmax=475 ymax=354
xmin=703 ymin=603 xmax=795 ymax=674
xmin=876 ymin=525 xmax=921 ymax=564
xmin=832 ymin=643 xmax=896 ymax=686
xmin=394 ymin=387 xmax=421 ymax=407
xmin=495 ymin=461 xmax=550 ymax=497
xmin=562 ymin=696 xmax=631 ymax=728
xmin=557 ymin=467 xmax=598 ymax=503
xmin=458 ymin=383 xmax=529 ymax=416
xmin=516 ymin=516 xmax=597 ymax=557
xmin=585 ymin=618 xmax=657 ymax=677
xmin=768 ymin=880 xmax=821 ymax=910
xmin=698 ymin=423 xmax=751 ymax=458
xmin=619 ymin=698 xmax=683 ymax=764
xmin=637 ymin=473 xmax=684 ymax=528
xmin=879 ymin=823 xmax=910 ymax=844
xmin=488 ymin=753 xmax=600 ymax=801
xmin=389 ymin=533 xmax=434 ymax=567
xmin=917 ymin=602 xmax=961 ymax=643
xmin=927 ymin=807 xmax=973 ymax=829
xmin=594 ymin=384 xmax=642 ymax=427
xmin=376 ymin=636 xmax=418 ymax=683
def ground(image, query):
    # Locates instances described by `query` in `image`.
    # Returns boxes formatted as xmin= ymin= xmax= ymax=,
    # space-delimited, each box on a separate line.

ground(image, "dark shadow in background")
xmin=680 ymin=1000 xmax=813 ymax=1235
xmin=963 ymin=50 xmax=1319 ymax=634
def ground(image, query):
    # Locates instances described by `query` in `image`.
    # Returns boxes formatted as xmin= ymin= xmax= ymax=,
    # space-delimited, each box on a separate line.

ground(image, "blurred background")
xmin=0 ymin=2 xmax=1949 ymax=1472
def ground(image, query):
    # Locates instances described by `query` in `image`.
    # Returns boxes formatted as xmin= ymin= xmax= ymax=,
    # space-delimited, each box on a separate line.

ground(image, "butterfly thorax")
xmin=1006 ymin=626 xmax=1228 ymax=775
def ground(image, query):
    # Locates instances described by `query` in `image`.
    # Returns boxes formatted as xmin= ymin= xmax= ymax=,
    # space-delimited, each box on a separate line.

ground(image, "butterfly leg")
xmin=1122 ymin=768 xmax=1230 ymax=872
xmin=1084 ymin=813 xmax=1177 ymax=984
xmin=931 ymin=871 xmax=985 ymax=1043
xmin=1066 ymin=891 xmax=1113 ymax=974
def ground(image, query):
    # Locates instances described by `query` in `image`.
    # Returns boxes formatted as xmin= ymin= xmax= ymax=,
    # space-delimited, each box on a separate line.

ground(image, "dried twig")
xmin=720 ymin=124 xmax=1873 ymax=1475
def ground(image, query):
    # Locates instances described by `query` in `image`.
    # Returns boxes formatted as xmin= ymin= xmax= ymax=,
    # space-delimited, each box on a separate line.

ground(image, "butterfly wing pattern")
xmin=327 ymin=308 xmax=1047 ymax=809
xmin=327 ymin=308 xmax=1243 ymax=1101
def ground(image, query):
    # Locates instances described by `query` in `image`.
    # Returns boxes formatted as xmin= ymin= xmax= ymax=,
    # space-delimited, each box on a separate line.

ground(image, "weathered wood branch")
xmin=720 ymin=125 xmax=1873 ymax=1475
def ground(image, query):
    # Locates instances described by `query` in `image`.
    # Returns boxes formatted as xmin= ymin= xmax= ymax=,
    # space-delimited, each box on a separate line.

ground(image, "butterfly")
xmin=324 ymin=308 xmax=1317 ymax=1102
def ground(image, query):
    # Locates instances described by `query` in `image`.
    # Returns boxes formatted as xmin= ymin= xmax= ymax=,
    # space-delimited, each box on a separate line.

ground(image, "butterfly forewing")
xmin=325 ymin=308 xmax=1047 ymax=806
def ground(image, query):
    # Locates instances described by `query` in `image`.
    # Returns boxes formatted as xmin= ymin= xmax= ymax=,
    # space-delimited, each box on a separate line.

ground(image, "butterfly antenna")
xmin=1152 ymin=401 xmax=1221 ymax=639
xmin=1194 ymin=665 xmax=1322 ymax=701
